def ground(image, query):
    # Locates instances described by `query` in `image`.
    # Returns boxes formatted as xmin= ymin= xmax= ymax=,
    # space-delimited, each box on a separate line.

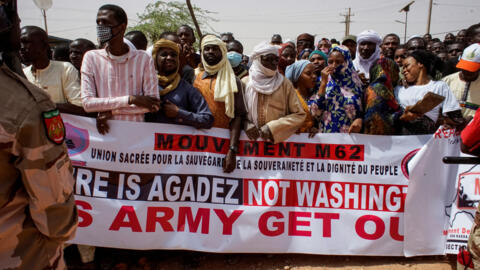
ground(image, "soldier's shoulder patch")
xmin=42 ymin=109 xmax=65 ymax=145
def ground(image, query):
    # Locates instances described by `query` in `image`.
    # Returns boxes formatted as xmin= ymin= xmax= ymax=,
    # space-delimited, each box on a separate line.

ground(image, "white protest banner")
xmin=63 ymin=114 xmax=446 ymax=255
xmin=444 ymin=155 xmax=480 ymax=254
xmin=404 ymin=128 xmax=461 ymax=256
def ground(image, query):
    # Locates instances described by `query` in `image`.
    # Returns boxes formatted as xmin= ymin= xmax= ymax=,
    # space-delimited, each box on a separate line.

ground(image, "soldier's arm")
xmin=13 ymin=107 xmax=78 ymax=242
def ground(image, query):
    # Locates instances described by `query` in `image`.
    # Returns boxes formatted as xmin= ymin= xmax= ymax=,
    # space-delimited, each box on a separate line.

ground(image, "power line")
xmin=434 ymin=3 xmax=480 ymax=8
xmin=219 ymin=19 xmax=339 ymax=24
xmin=218 ymin=2 xmax=398 ymax=20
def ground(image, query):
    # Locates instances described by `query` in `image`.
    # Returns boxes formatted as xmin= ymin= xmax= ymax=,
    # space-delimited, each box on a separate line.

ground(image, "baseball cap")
xmin=342 ymin=35 xmax=357 ymax=44
xmin=456 ymin=43 xmax=480 ymax=72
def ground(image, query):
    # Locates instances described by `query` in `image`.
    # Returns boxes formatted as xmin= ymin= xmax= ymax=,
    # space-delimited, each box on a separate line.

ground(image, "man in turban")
xmin=193 ymin=34 xmax=247 ymax=173
xmin=244 ymin=41 xmax=306 ymax=143
xmin=353 ymin=29 xmax=382 ymax=82
xmin=145 ymin=39 xmax=213 ymax=129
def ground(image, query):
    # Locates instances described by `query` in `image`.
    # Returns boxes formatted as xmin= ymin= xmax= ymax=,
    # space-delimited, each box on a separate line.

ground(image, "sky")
xmin=19 ymin=0 xmax=480 ymax=55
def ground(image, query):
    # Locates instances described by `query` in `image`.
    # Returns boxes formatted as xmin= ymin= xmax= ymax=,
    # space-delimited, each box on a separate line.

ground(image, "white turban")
xmin=250 ymin=41 xmax=279 ymax=60
xmin=357 ymin=29 xmax=382 ymax=45
xmin=245 ymin=41 xmax=284 ymax=127
xmin=353 ymin=30 xmax=382 ymax=79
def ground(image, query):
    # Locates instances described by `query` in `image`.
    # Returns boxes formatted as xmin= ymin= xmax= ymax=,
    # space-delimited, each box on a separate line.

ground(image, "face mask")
xmin=97 ymin=24 xmax=120 ymax=44
xmin=227 ymin=51 xmax=243 ymax=67
xmin=320 ymin=48 xmax=329 ymax=54
xmin=256 ymin=60 xmax=276 ymax=77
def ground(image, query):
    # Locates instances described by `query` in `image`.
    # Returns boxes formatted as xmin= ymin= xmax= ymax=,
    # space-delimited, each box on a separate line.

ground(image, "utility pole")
xmin=340 ymin=8 xmax=354 ymax=36
xmin=42 ymin=9 xmax=48 ymax=35
xmin=426 ymin=0 xmax=433 ymax=34
xmin=33 ymin=0 xmax=52 ymax=35
xmin=397 ymin=1 xmax=415 ymax=43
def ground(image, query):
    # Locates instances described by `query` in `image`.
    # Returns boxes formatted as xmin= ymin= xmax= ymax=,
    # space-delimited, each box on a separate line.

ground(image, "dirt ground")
xmin=64 ymin=246 xmax=457 ymax=270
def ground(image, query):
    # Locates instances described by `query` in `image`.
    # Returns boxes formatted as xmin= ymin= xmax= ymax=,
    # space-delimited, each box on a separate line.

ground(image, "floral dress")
xmin=308 ymin=46 xmax=364 ymax=133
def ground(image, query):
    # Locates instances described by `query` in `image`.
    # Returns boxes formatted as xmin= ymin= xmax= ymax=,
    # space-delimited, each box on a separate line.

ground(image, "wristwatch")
xmin=229 ymin=145 xmax=238 ymax=153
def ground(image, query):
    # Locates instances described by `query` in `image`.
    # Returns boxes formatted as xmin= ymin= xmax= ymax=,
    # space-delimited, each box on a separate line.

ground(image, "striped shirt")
xmin=80 ymin=48 xmax=159 ymax=122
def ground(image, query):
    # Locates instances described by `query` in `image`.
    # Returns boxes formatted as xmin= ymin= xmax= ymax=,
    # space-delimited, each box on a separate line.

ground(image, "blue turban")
xmin=309 ymin=50 xmax=328 ymax=63
xmin=285 ymin=60 xmax=310 ymax=83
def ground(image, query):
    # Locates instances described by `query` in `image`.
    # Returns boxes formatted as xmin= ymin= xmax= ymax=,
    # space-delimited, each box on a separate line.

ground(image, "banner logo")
xmin=65 ymin=122 xmax=89 ymax=157
xmin=401 ymin=149 xmax=420 ymax=179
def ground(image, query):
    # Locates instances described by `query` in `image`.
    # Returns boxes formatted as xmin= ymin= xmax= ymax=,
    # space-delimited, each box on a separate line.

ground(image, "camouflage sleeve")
xmin=12 ymin=105 xmax=78 ymax=243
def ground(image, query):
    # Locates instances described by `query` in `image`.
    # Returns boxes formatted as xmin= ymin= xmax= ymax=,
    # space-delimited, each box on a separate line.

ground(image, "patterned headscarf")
xmin=151 ymin=39 xmax=181 ymax=96
xmin=326 ymin=45 xmax=363 ymax=95
xmin=369 ymin=57 xmax=399 ymax=92
xmin=201 ymin=34 xmax=238 ymax=118
xmin=363 ymin=57 xmax=402 ymax=135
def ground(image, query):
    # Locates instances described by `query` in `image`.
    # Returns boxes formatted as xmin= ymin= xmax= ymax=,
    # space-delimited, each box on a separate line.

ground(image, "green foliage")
xmin=128 ymin=1 xmax=216 ymax=45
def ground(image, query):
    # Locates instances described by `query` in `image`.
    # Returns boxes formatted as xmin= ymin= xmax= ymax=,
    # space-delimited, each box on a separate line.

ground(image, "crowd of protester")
xmin=18 ymin=6 xmax=480 ymax=143
xmin=3 ymin=1 xmax=480 ymax=269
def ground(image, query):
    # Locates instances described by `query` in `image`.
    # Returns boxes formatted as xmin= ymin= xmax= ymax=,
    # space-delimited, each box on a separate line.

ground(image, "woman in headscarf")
xmin=145 ymin=39 xmax=214 ymax=129
xmin=309 ymin=50 xmax=329 ymax=92
xmin=395 ymin=50 xmax=464 ymax=134
xmin=277 ymin=43 xmax=296 ymax=76
xmin=363 ymin=57 xmax=403 ymax=135
xmin=317 ymin=38 xmax=331 ymax=54
xmin=309 ymin=45 xmax=364 ymax=133
xmin=244 ymin=41 xmax=306 ymax=144
xmin=285 ymin=60 xmax=317 ymax=135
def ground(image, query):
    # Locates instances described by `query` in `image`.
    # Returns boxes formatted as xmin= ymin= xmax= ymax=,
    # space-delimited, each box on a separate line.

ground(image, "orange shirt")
xmin=194 ymin=71 xmax=232 ymax=129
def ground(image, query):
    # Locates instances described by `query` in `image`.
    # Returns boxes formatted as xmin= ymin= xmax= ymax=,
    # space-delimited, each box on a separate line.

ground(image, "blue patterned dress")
xmin=308 ymin=46 xmax=364 ymax=133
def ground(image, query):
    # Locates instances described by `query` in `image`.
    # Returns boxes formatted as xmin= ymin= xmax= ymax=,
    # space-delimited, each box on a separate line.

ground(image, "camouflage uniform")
xmin=468 ymin=209 xmax=480 ymax=269
xmin=0 ymin=62 xmax=77 ymax=270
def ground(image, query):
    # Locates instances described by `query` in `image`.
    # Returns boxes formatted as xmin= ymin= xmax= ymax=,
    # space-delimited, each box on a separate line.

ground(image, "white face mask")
xmin=258 ymin=61 xmax=277 ymax=77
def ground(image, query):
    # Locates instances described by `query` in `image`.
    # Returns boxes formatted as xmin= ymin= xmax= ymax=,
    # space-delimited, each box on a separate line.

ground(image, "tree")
xmin=129 ymin=1 xmax=216 ymax=44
